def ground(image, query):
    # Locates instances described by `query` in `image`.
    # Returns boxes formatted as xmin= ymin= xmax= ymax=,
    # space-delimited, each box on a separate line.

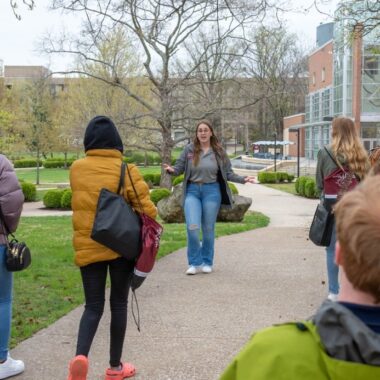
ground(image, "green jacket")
xmin=220 ymin=301 xmax=380 ymax=380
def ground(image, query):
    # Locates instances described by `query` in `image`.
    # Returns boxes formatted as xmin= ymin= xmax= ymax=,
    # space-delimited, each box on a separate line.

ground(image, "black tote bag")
xmin=91 ymin=163 xmax=141 ymax=260
xmin=309 ymin=202 xmax=334 ymax=247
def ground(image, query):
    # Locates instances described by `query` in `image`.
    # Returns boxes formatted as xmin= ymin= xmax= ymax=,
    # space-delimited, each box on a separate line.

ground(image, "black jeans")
xmin=76 ymin=257 xmax=134 ymax=367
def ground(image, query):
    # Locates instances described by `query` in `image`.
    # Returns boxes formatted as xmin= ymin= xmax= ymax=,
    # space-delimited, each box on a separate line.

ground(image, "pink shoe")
xmin=68 ymin=355 xmax=88 ymax=380
xmin=105 ymin=362 xmax=136 ymax=379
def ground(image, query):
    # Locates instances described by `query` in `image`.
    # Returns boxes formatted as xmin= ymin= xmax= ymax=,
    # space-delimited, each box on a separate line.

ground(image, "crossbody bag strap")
xmin=125 ymin=163 xmax=144 ymax=213
xmin=0 ymin=202 xmax=14 ymax=246
xmin=324 ymin=147 xmax=345 ymax=172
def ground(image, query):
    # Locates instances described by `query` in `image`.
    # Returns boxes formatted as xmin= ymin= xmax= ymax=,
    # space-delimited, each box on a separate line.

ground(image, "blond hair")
xmin=331 ymin=117 xmax=369 ymax=179
xmin=335 ymin=175 xmax=380 ymax=303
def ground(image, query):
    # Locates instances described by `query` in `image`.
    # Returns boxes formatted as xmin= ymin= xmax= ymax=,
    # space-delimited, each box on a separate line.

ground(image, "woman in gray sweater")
xmin=164 ymin=120 xmax=255 ymax=275
xmin=0 ymin=154 xmax=24 ymax=379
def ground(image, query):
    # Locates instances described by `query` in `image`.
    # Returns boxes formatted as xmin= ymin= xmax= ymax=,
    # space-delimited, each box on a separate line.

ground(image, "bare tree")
xmin=44 ymin=0 xmax=286 ymax=187
xmin=9 ymin=0 xmax=34 ymax=19
xmin=312 ymin=0 xmax=380 ymax=37
xmin=242 ymin=26 xmax=308 ymax=140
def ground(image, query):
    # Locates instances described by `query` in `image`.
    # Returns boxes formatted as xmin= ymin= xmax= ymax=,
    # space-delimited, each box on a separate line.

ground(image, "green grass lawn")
xmin=11 ymin=211 xmax=268 ymax=347
xmin=16 ymin=166 xmax=162 ymax=184
xmin=262 ymin=182 xmax=298 ymax=195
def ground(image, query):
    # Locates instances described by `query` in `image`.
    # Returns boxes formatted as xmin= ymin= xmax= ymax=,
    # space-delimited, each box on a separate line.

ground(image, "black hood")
xmin=84 ymin=116 xmax=123 ymax=153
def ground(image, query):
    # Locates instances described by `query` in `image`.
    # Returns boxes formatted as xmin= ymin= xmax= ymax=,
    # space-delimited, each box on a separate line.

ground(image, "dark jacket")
xmin=171 ymin=143 xmax=245 ymax=206
xmin=0 ymin=155 xmax=24 ymax=245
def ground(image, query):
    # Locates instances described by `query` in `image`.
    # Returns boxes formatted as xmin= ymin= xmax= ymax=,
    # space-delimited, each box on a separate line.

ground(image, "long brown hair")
xmin=330 ymin=117 xmax=369 ymax=179
xmin=193 ymin=120 xmax=225 ymax=166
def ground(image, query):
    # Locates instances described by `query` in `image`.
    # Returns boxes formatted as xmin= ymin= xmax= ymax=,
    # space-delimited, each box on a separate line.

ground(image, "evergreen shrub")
xmin=61 ymin=189 xmax=72 ymax=209
xmin=21 ymin=182 xmax=37 ymax=202
xmin=150 ymin=188 xmax=171 ymax=205
xmin=172 ymin=174 xmax=184 ymax=186
xmin=43 ymin=190 xmax=65 ymax=208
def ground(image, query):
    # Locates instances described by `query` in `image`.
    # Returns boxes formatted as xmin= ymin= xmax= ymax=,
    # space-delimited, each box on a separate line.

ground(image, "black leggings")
xmin=76 ymin=257 xmax=134 ymax=367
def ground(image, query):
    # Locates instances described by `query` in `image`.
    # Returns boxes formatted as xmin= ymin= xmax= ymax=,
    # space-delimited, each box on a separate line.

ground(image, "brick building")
xmin=284 ymin=9 xmax=380 ymax=161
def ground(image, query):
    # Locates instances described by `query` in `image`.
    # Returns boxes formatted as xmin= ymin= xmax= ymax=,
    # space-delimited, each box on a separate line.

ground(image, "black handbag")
xmin=91 ymin=162 xmax=142 ymax=260
xmin=0 ymin=204 xmax=31 ymax=272
xmin=309 ymin=202 xmax=334 ymax=247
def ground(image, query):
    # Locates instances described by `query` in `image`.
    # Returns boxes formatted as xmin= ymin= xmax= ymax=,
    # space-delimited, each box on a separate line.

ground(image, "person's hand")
xmin=244 ymin=176 xmax=256 ymax=184
xmin=163 ymin=163 xmax=175 ymax=173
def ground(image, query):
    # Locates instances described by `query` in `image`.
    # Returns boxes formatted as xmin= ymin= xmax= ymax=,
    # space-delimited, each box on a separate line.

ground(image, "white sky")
xmin=0 ymin=0 xmax=338 ymax=72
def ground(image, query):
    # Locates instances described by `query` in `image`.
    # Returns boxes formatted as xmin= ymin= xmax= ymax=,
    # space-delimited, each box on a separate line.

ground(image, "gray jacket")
xmin=313 ymin=300 xmax=380 ymax=365
xmin=0 ymin=155 xmax=24 ymax=245
xmin=172 ymin=143 xmax=245 ymax=206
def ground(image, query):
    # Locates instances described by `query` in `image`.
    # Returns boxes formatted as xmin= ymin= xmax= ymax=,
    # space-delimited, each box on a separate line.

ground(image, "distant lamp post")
xmin=289 ymin=128 xmax=300 ymax=178
xmin=273 ymin=131 xmax=277 ymax=172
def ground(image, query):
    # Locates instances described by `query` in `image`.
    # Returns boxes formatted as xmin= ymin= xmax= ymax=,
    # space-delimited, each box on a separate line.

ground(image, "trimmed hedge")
xmin=61 ymin=189 xmax=72 ymax=209
xmin=21 ymin=182 xmax=37 ymax=202
xmin=150 ymin=188 xmax=171 ymax=205
xmin=14 ymin=159 xmax=43 ymax=168
xmin=43 ymin=189 xmax=65 ymax=208
xmin=295 ymin=176 xmax=319 ymax=199
xmin=142 ymin=173 xmax=161 ymax=187
xmin=258 ymin=172 xmax=292 ymax=184
xmin=43 ymin=159 xmax=75 ymax=168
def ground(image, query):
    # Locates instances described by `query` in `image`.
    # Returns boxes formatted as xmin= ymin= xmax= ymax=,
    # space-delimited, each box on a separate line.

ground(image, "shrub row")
xmin=14 ymin=159 xmax=43 ymax=168
xmin=43 ymin=189 xmax=72 ymax=209
xmin=142 ymin=173 xmax=161 ymax=187
xmin=295 ymin=176 xmax=320 ymax=198
xmin=258 ymin=172 xmax=295 ymax=184
xmin=14 ymin=158 xmax=76 ymax=168
xmin=43 ymin=159 xmax=76 ymax=168
xmin=123 ymin=153 xmax=162 ymax=166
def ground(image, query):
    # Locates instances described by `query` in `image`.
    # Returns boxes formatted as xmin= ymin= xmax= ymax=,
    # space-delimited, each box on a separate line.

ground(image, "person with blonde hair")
xmin=220 ymin=175 xmax=380 ymax=380
xmin=316 ymin=116 xmax=369 ymax=301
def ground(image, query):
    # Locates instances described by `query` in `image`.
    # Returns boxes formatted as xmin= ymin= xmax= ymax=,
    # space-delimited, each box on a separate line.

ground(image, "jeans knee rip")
xmin=188 ymin=224 xmax=199 ymax=231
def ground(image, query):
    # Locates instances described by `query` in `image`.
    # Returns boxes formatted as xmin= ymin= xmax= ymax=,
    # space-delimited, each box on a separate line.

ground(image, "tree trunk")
xmin=36 ymin=148 xmax=40 ymax=185
xmin=160 ymin=129 xmax=174 ymax=189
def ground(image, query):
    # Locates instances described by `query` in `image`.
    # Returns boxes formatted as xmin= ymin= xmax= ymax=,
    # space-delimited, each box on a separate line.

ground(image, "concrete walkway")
xmin=13 ymin=184 xmax=325 ymax=380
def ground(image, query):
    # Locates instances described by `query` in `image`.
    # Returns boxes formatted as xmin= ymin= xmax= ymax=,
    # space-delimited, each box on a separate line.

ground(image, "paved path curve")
xmin=14 ymin=184 xmax=326 ymax=380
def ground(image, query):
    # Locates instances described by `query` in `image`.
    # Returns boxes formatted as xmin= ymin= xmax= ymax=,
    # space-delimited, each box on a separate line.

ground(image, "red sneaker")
xmin=105 ymin=362 xmax=136 ymax=380
xmin=68 ymin=355 xmax=88 ymax=380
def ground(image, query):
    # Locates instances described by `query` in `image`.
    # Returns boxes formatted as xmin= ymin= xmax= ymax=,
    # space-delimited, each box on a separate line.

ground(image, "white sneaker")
xmin=327 ymin=293 xmax=338 ymax=302
xmin=185 ymin=266 xmax=199 ymax=275
xmin=202 ymin=265 xmax=213 ymax=274
xmin=0 ymin=355 xmax=25 ymax=379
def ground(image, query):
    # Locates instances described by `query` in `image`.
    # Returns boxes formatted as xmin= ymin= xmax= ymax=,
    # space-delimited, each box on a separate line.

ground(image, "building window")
xmin=322 ymin=88 xmax=332 ymax=117
xmin=312 ymin=73 xmax=316 ymax=86
xmin=305 ymin=95 xmax=311 ymax=123
xmin=322 ymin=67 xmax=326 ymax=82
xmin=312 ymin=92 xmax=320 ymax=122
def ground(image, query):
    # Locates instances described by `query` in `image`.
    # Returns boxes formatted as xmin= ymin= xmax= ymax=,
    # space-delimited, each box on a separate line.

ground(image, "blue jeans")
xmin=184 ymin=183 xmax=221 ymax=267
xmin=326 ymin=222 xmax=339 ymax=294
xmin=0 ymin=245 xmax=12 ymax=361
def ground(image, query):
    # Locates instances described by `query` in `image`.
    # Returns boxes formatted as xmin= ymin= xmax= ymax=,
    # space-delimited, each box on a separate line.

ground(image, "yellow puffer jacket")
xmin=70 ymin=149 xmax=157 ymax=267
